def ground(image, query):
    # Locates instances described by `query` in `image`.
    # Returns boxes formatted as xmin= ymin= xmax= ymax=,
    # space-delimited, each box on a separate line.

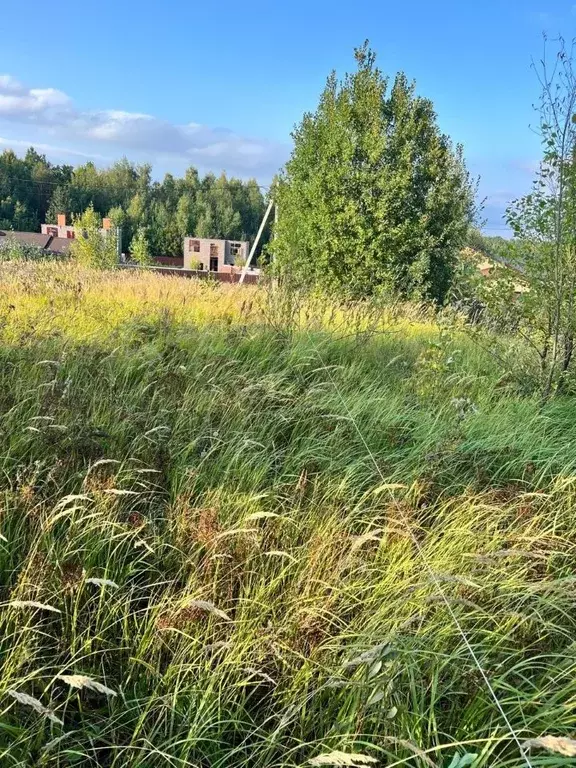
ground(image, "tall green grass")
xmin=0 ymin=263 xmax=575 ymax=767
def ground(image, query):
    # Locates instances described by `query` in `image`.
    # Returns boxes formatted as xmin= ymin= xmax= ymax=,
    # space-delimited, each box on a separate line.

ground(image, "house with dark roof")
xmin=0 ymin=213 xmax=113 ymax=257
xmin=0 ymin=229 xmax=72 ymax=255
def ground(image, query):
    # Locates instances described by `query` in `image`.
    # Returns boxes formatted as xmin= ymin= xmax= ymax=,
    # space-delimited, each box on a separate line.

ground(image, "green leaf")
xmin=446 ymin=753 xmax=478 ymax=768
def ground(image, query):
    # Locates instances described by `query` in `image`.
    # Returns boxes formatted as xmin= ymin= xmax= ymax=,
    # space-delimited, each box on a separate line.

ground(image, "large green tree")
xmin=274 ymin=43 xmax=476 ymax=302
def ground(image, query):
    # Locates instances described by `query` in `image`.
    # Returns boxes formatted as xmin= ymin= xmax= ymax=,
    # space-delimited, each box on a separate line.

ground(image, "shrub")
xmin=129 ymin=226 xmax=153 ymax=266
xmin=0 ymin=237 xmax=63 ymax=262
xmin=70 ymin=205 xmax=118 ymax=269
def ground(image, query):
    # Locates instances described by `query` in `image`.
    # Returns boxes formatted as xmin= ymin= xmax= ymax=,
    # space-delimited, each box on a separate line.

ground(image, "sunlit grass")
xmin=0 ymin=263 xmax=575 ymax=767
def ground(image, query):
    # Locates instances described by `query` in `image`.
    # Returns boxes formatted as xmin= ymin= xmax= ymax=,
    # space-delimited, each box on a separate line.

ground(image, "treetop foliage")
xmin=0 ymin=150 xmax=269 ymax=257
xmin=274 ymin=43 xmax=476 ymax=303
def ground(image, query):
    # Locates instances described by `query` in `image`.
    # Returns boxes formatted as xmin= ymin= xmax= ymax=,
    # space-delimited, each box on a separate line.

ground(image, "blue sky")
xmin=0 ymin=0 xmax=575 ymax=234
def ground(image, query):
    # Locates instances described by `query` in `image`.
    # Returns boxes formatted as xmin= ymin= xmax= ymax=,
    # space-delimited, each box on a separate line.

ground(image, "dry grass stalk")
xmin=57 ymin=674 xmax=117 ymax=697
xmin=7 ymin=690 xmax=63 ymax=725
xmin=382 ymin=737 xmax=437 ymax=767
xmin=308 ymin=751 xmax=378 ymax=767
xmin=523 ymin=735 xmax=576 ymax=757
xmin=8 ymin=600 xmax=61 ymax=613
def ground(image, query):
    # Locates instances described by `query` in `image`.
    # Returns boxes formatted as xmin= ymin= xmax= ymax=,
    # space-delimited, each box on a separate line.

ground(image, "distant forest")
xmin=0 ymin=147 xmax=270 ymax=256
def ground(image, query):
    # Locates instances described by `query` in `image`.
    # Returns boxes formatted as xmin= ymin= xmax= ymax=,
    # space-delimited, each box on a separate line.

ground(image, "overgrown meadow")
xmin=0 ymin=263 xmax=575 ymax=767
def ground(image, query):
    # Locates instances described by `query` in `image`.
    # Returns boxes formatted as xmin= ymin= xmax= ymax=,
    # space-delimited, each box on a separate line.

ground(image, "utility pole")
xmin=239 ymin=199 xmax=274 ymax=284
xmin=116 ymin=227 xmax=122 ymax=263
xmin=272 ymin=200 xmax=278 ymax=265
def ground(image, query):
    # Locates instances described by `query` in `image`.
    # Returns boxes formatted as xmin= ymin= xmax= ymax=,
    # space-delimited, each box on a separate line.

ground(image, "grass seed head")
xmin=7 ymin=690 xmax=63 ymax=725
xmin=308 ymin=751 xmax=378 ymax=767
xmin=523 ymin=736 xmax=576 ymax=757
xmin=85 ymin=577 xmax=119 ymax=589
xmin=57 ymin=674 xmax=117 ymax=697
xmin=8 ymin=600 xmax=61 ymax=613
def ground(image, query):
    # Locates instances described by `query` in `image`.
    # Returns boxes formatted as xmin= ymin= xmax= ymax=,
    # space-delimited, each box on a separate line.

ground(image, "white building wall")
xmin=183 ymin=237 xmax=249 ymax=271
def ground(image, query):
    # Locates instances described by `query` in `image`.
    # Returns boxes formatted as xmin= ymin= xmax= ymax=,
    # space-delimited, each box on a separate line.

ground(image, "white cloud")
xmin=0 ymin=135 xmax=109 ymax=160
xmin=81 ymin=110 xmax=188 ymax=153
xmin=0 ymin=76 xmax=71 ymax=118
xmin=0 ymin=74 xmax=288 ymax=178
xmin=0 ymin=76 xmax=20 ymax=91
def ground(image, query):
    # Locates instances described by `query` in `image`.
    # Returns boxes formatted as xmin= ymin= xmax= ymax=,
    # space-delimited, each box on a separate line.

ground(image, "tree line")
xmin=0 ymin=149 xmax=269 ymax=256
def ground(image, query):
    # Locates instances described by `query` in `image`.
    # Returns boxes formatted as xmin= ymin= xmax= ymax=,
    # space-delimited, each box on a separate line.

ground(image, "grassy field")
xmin=0 ymin=263 xmax=575 ymax=767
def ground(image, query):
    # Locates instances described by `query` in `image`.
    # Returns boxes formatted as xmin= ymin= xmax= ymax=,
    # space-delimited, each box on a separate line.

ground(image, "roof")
xmin=0 ymin=231 xmax=52 ymax=248
xmin=46 ymin=237 xmax=72 ymax=255
xmin=465 ymin=247 xmax=526 ymax=278
xmin=185 ymin=236 xmax=249 ymax=245
xmin=466 ymin=251 xmax=528 ymax=294
xmin=0 ymin=230 xmax=72 ymax=255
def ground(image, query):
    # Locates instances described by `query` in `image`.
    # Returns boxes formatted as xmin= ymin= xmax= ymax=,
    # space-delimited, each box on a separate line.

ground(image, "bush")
xmin=0 ymin=237 xmax=63 ymax=262
xmin=70 ymin=205 xmax=118 ymax=269
xmin=129 ymin=226 xmax=153 ymax=266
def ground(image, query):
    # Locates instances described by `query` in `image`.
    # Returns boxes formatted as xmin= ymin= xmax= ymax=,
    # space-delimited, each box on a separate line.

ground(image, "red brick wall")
xmin=153 ymin=256 xmax=184 ymax=267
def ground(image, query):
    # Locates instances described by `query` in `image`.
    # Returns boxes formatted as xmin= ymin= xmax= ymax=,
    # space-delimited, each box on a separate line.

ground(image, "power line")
xmin=0 ymin=175 xmax=271 ymax=191
xmin=0 ymin=175 xmax=71 ymax=187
